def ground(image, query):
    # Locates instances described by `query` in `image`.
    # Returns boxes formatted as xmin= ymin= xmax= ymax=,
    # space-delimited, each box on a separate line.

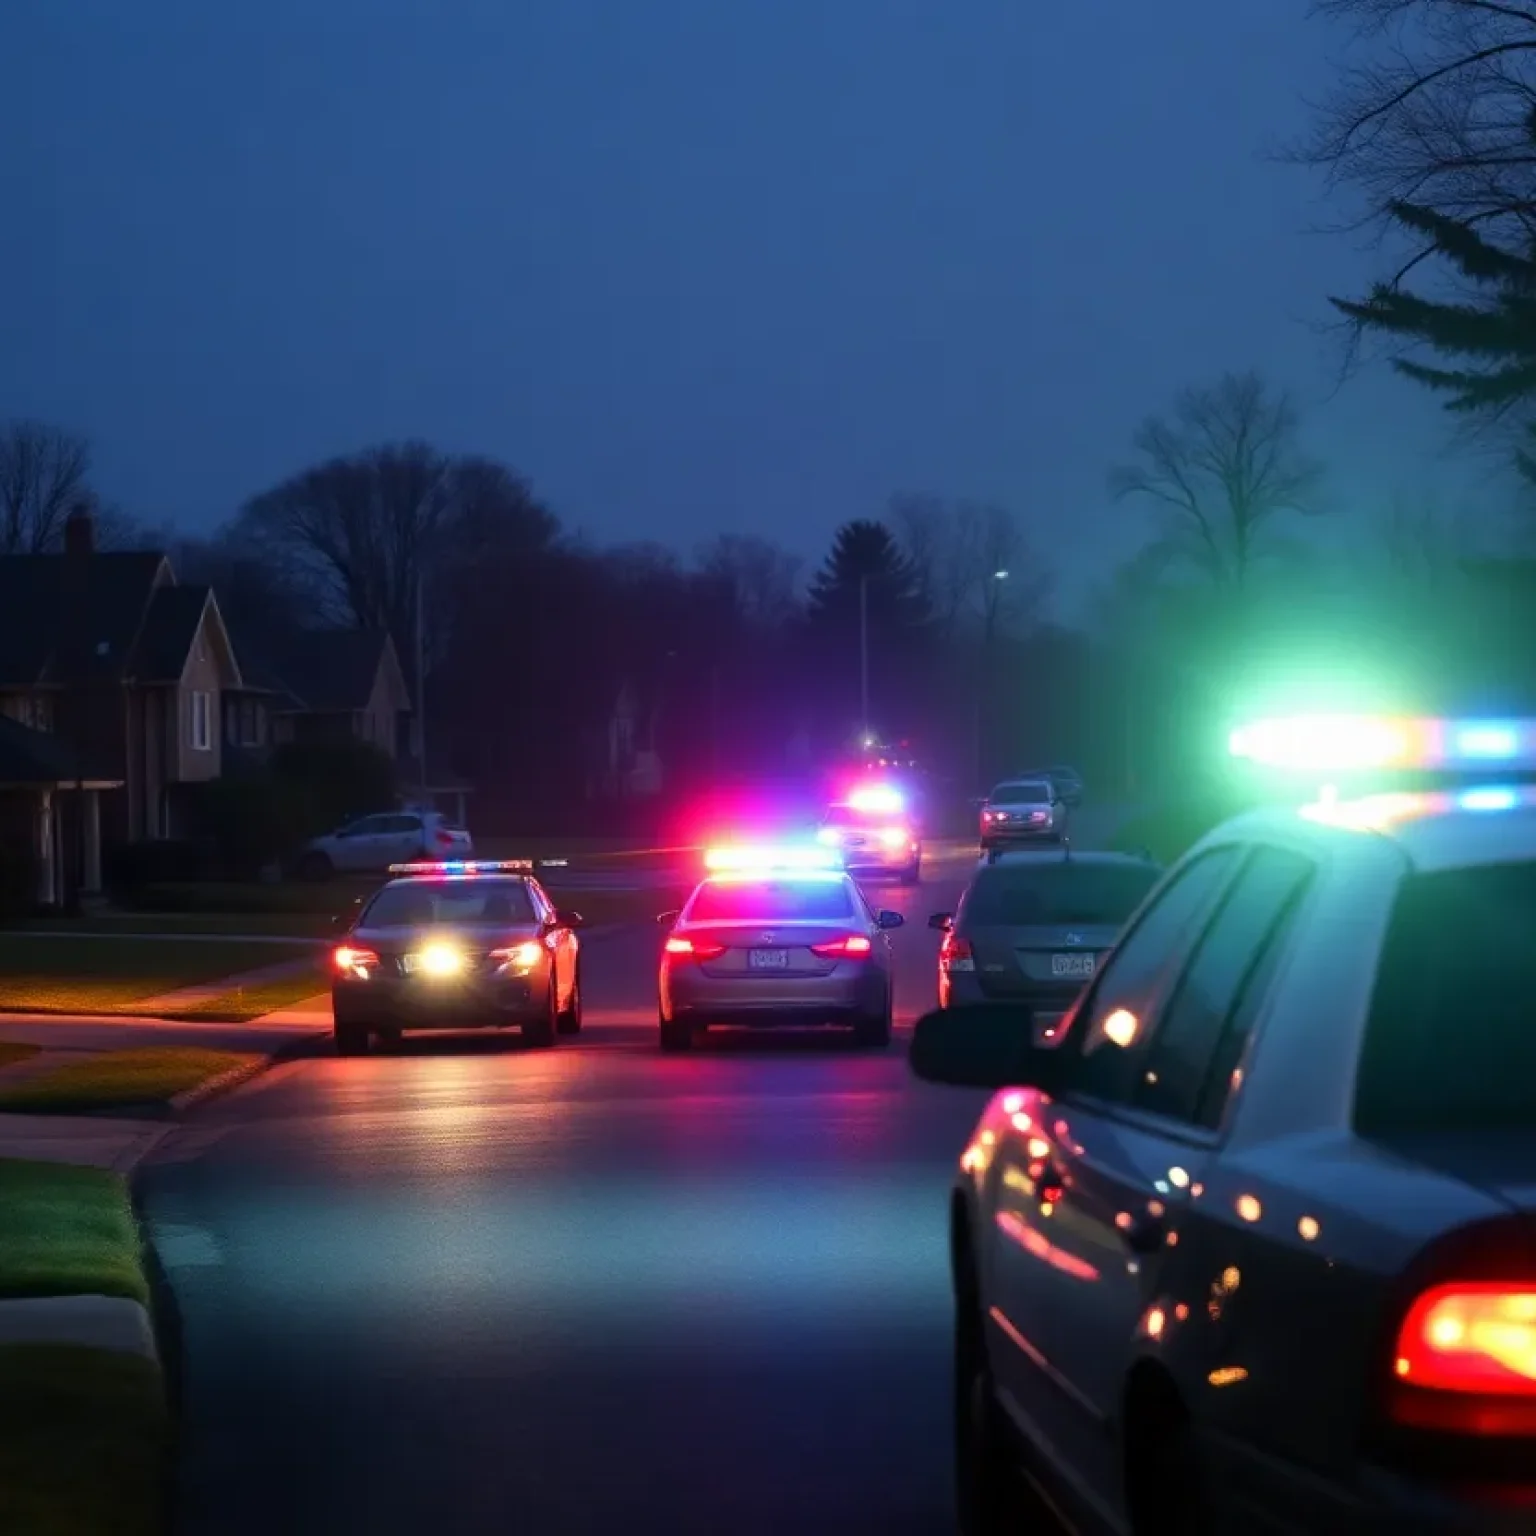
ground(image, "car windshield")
xmin=1357 ymin=862 xmax=1536 ymax=1133
xmin=687 ymin=878 xmax=857 ymax=922
xmin=989 ymin=781 xmax=1050 ymax=804
xmin=962 ymin=862 xmax=1161 ymax=926
xmin=361 ymin=879 xmax=536 ymax=927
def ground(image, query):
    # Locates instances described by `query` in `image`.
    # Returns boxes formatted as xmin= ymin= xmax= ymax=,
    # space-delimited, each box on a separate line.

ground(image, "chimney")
xmin=64 ymin=502 xmax=94 ymax=557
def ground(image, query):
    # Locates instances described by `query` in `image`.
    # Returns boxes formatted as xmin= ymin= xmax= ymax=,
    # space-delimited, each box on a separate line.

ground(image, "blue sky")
xmin=0 ymin=0 xmax=1495 ymax=613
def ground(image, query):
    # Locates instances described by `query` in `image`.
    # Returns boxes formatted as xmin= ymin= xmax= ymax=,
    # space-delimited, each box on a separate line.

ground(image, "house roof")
xmin=131 ymin=584 xmax=216 ymax=683
xmin=0 ymin=550 xmax=174 ymax=687
xmin=247 ymin=627 xmax=401 ymax=712
xmin=0 ymin=714 xmax=117 ymax=787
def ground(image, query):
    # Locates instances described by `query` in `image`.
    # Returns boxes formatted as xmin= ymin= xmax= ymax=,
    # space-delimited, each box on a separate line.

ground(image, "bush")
xmin=104 ymin=839 xmax=217 ymax=896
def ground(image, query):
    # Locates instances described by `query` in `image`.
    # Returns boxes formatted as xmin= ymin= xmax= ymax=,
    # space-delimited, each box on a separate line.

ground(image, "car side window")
xmin=343 ymin=815 xmax=384 ymax=837
xmin=394 ymin=815 xmax=422 ymax=834
xmin=1059 ymin=848 xmax=1242 ymax=1106
xmin=1132 ymin=847 xmax=1314 ymax=1127
xmin=527 ymin=880 xmax=553 ymax=920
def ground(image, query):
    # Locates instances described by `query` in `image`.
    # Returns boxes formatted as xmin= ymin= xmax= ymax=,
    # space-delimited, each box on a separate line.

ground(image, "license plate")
xmin=1050 ymin=952 xmax=1095 ymax=979
xmin=749 ymin=949 xmax=789 ymax=970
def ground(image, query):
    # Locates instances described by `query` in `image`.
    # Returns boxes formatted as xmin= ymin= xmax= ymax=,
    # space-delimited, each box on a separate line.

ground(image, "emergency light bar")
xmin=1299 ymin=783 xmax=1536 ymax=831
xmin=703 ymin=845 xmax=843 ymax=873
xmin=845 ymin=784 xmax=904 ymax=814
xmin=387 ymin=859 xmax=536 ymax=876
xmin=1228 ymin=715 xmax=1536 ymax=773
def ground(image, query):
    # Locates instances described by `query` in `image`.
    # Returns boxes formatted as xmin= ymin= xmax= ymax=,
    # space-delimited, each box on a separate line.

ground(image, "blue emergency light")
xmin=387 ymin=859 xmax=536 ymax=876
xmin=1227 ymin=714 xmax=1536 ymax=773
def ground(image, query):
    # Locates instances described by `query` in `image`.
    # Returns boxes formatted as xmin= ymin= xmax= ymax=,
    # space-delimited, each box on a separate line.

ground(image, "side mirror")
xmin=876 ymin=909 xmax=904 ymax=930
xmin=656 ymin=909 xmax=681 ymax=925
xmin=909 ymin=1004 xmax=1060 ymax=1091
xmin=927 ymin=912 xmax=952 ymax=931
xmin=553 ymin=909 xmax=584 ymax=929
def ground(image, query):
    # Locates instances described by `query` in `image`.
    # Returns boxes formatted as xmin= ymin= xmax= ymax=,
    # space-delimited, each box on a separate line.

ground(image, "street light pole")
xmin=859 ymin=574 xmax=870 ymax=741
xmin=415 ymin=572 xmax=428 ymax=800
xmin=973 ymin=570 xmax=1009 ymax=789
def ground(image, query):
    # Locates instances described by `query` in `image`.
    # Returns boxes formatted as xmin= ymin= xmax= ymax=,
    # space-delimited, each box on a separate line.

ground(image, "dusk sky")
xmin=1 ymin=0 xmax=1496 ymax=614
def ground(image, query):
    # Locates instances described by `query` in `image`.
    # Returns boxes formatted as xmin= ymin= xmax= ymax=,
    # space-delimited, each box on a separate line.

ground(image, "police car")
xmin=656 ymin=844 xmax=904 ymax=1051
xmin=330 ymin=859 xmax=584 ymax=1055
xmin=817 ymin=782 xmax=924 ymax=883
xmin=910 ymin=715 xmax=1536 ymax=1534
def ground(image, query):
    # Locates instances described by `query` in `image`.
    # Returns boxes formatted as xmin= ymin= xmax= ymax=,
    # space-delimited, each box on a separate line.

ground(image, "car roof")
xmin=1203 ymin=786 xmax=1536 ymax=874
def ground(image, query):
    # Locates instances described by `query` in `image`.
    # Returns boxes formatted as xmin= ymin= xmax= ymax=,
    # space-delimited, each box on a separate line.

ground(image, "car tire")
xmin=523 ymin=984 xmax=558 ymax=1048
xmin=658 ymin=1011 xmax=692 ymax=1051
xmin=300 ymin=851 xmax=333 ymax=882
xmin=557 ymin=963 xmax=583 ymax=1035
xmin=854 ymin=996 xmax=893 ymax=1048
xmin=333 ymin=1020 xmax=370 ymax=1057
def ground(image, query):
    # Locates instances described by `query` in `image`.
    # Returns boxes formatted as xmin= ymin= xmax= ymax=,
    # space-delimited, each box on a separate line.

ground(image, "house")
xmin=0 ymin=508 xmax=241 ymax=897
xmin=220 ymin=625 xmax=414 ymax=763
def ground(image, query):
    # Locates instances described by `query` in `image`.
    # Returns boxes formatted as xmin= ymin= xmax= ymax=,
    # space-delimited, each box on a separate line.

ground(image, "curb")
xmin=168 ymin=1033 xmax=318 ymax=1113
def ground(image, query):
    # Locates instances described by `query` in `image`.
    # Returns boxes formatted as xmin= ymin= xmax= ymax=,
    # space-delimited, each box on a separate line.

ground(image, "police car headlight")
xmin=418 ymin=942 xmax=465 ymax=977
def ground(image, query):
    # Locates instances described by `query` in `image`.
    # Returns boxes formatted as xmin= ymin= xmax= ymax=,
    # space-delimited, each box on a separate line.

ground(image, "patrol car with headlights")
xmin=656 ymin=844 xmax=905 ymax=1051
xmin=910 ymin=714 xmax=1536 ymax=1535
xmin=817 ymin=783 xmax=923 ymax=883
xmin=330 ymin=860 xmax=584 ymax=1055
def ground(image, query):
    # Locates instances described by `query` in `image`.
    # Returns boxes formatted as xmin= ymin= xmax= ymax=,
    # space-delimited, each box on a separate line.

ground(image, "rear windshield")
xmin=1357 ymin=863 xmax=1536 ymax=1133
xmin=362 ymin=879 xmax=536 ymax=927
xmin=824 ymin=806 xmax=904 ymax=828
xmin=990 ymin=781 xmax=1050 ymax=803
xmin=963 ymin=862 xmax=1161 ymax=926
xmin=687 ymin=878 xmax=857 ymax=922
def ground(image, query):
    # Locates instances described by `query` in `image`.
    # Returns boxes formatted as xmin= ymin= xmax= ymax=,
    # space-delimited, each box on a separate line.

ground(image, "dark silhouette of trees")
xmin=0 ymin=421 xmax=91 ymax=554
xmin=1109 ymin=372 xmax=1325 ymax=591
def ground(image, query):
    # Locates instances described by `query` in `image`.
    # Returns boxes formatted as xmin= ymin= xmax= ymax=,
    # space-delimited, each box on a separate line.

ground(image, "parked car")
xmin=297 ymin=811 xmax=473 ymax=878
xmin=1018 ymin=763 xmax=1083 ymax=806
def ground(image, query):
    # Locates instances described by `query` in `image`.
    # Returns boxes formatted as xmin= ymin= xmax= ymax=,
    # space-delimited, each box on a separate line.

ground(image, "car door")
xmin=528 ymin=880 xmax=571 ymax=1005
xmin=986 ymin=847 xmax=1243 ymax=1447
xmin=331 ymin=815 xmax=390 ymax=872
xmin=388 ymin=814 xmax=426 ymax=863
xmin=1017 ymin=846 xmax=1318 ymax=1525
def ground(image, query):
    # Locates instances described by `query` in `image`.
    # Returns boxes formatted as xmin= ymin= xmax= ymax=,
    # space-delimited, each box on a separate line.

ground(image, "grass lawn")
xmin=21 ymin=908 xmax=336 ymax=939
xmin=0 ymin=1042 xmax=41 ymax=1071
xmin=0 ymin=934 xmax=316 ymax=1015
xmin=0 ymin=1345 xmax=167 ymax=1536
xmin=171 ymin=971 xmax=327 ymax=1022
xmin=0 ymin=1159 xmax=147 ymax=1304
xmin=0 ymin=1048 xmax=258 ymax=1115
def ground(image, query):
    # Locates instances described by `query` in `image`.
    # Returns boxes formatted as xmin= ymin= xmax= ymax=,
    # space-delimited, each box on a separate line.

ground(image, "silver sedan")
xmin=657 ymin=869 xmax=904 ymax=1050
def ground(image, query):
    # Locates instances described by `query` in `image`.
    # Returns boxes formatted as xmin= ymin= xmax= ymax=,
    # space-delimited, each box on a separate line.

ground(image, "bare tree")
xmin=0 ymin=421 xmax=91 ymax=553
xmin=1109 ymin=373 xmax=1326 ymax=589
xmin=695 ymin=534 xmax=803 ymax=627
xmin=233 ymin=441 xmax=556 ymax=672
xmin=1293 ymin=1 xmax=1536 ymax=284
xmin=890 ymin=493 xmax=1049 ymax=640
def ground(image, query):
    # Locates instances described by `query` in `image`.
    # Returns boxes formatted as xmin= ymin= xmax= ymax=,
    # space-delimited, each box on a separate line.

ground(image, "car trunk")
xmin=679 ymin=920 xmax=861 ymax=978
xmin=962 ymin=922 xmax=1120 ymax=998
xmin=1372 ymin=1127 xmax=1536 ymax=1214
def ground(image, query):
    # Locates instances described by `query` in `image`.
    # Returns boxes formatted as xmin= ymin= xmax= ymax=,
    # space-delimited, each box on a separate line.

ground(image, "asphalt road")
xmin=140 ymin=824 xmax=1127 ymax=1535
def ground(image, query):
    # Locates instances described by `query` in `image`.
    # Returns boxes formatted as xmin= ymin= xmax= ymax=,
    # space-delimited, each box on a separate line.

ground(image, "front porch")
xmin=0 ymin=717 xmax=121 ymax=911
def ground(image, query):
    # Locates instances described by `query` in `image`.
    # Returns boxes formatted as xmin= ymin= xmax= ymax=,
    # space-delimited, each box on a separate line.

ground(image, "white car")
xmin=913 ymin=714 xmax=1536 ymax=1535
xmin=298 ymin=810 xmax=473 ymax=878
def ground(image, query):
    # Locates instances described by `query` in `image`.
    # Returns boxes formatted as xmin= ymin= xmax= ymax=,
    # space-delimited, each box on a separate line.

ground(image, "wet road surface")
xmin=139 ymin=852 xmax=996 ymax=1534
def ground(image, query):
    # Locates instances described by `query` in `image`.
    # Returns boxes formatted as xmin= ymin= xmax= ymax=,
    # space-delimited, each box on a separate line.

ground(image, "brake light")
xmin=940 ymin=932 xmax=975 ymax=972
xmin=879 ymin=826 xmax=909 ymax=849
xmin=333 ymin=945 xmax=378 ymax=972
xmin=664 ymin=936 xmax=727 ymax=960
xmin=810 ymin=934 xmax=873 ymax=957
xmin=436 ymin=828 xmax=455 ymax=846
xmin=1389 ymin=1282 xmax=1536 ymax=1435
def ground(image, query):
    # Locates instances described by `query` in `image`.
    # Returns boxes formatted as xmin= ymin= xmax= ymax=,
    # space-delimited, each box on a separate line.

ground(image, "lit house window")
xmin=191 ymin=691 xmax=212 ymax=751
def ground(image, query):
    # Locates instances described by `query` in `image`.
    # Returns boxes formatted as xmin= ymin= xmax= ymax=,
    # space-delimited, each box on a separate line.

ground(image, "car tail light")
xmin=940 ymin=932 xmax=976 ymax=972
xmin=810 ymin=934 xmax=873 ymax=957
xmin=333 ymin=945 xmax=378 ymax=972
xmin=664 ymin=936 xmax=727 ymax=960
xmin=1387 ymin=1283 xmax=1536 ymax=1435
xmin=879 ymin=827 xmax=909 ymax=849
xmin=435 ymin=828 xmax=455 ymax=846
